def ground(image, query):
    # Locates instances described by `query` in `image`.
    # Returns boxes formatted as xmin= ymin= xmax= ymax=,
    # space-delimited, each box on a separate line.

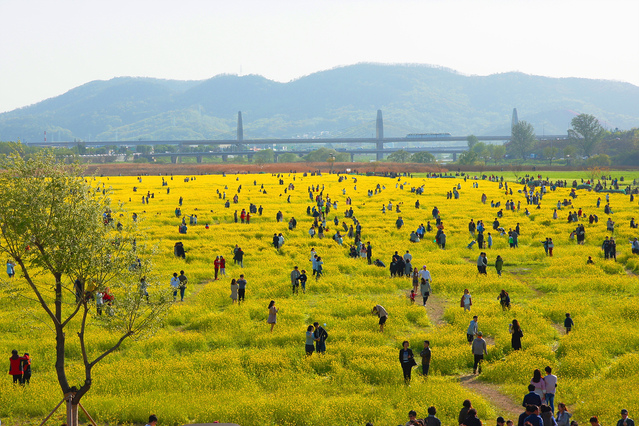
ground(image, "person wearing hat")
xmin=618 ymin=410 xmax=634 ymax=426
xmin=471 ymin=331 xmax=487 ymax=374
xmin=497 ymin=416 xmax=506 ymax=426
xmin=418 ymin=265 xmax=431 ymax=283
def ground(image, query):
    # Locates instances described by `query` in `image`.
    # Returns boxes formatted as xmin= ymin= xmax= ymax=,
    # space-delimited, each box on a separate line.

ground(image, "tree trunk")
xmin=66 ymin=394 xmax=79 ymax=426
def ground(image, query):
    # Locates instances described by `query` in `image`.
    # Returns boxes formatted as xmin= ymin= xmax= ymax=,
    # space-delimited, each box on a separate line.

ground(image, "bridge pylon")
xmin=511 ymin=108 xmax=519 ymax=131
xmin=237 ymin=111 xmax=244 ymax=142
xmin=376 ymin=110 xmax=384 ymax=161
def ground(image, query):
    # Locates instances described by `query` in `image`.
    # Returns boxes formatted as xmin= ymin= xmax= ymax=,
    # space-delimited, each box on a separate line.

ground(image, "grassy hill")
xmin=1 ymin=63 xmax=638 ymax=143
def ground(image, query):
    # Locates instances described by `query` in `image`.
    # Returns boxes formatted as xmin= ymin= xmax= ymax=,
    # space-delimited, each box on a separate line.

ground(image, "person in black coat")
xmin=511 ymin=319 xmax=523 ymax=350
xmin=399 ymin=340 xmax=415 ymax=383
xmin=522 ymin=384 xmax=542 ymax=407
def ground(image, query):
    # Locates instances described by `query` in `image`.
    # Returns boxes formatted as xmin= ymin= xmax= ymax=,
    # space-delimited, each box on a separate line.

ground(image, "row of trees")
xmin=456 ymin=113 xmax=635 ymax=166
xmin=507 ymin=113 xmax=608 ymax=161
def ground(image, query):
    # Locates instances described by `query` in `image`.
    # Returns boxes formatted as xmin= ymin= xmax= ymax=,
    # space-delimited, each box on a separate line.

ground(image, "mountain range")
xmin=1 ymin=63 xmax=638 ymax=143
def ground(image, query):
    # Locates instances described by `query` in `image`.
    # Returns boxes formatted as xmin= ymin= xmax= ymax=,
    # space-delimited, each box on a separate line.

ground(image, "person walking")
xmin=305 ymin=325 xmax=315 ymax=356
xmin=471 ymin=332 xmax=487 ymax=374
xmin=399 ymin=340 xmax=416 ymax=384
xmin=214 ymin=256 xmax=221 ymax=280
xmin=366 ymin=242 xmax=372 ymax=265
xmin=315 ymin=256 xmax=324 ymax=280
xmin=617 ymin=409 xmax=634 ymax=426
xmin=177 ymin=270 xmax=187 ymax=302
xmin=219 ymin=256 xmax=226 ymax=277
xmin=9 ymin=350 xmax=23 ymax=384
xmin=234 ymin=246 xmax=244 ymax=267
xmin=411 ymin=267 xmax=419 ymax=293
xmin=20 ymin=353 xmax=31 ymax=384
xmin=462 ymin=408 xmax=483 ymax=426
xmin=372 ymin=305 xmax=388 ymax=332
xmin=477 ymin=252 xmax=487 ymax=274
xmin=237 ymin=274 xmax=247 ymax=303
xmin=6 ymin=259 xmax=15 ymax=278
xmin=170 ymin=272 xmax=180 ymax=302
xmin=267 ymin=300 xmax=278 ymax=332
xmin=230 ymin=278 xmax=238 ymax=303
xmin=291 ymin=266 xmax=301 ymax=295
xmin=420 ymin=340 xmax=431 ymax=376
xmin=467 ymin=315 xmax=478 ymax=343
xmin=425 ymin=406 xmax=441 ymax=426
xmin=313 ymin=322 xmax=328 ymax=354
xmin=459 ymin=400 xmax=473 ymax=426
xmin=564 ymin=313 xmax=574 ymax=334
xmin=544 ymin=366 xmax=558 ymax=413
xmin=531 ymin=369 xmax=547 ymax=403
xmin=299 ymin=270 xmax=308 ymax=293
xmin=419 ymin=265 xmax=432 ymax=283
xmin=420 ymin=277 xmax=432 ymax=306
xmin=510 ymin=319 xmax=523 ymax=350
xmin=461 ymin=289 xmax=472 ymax=311
xmin=495 ymin=255 xmax=504 ymax=277
xmin=555 ymin=403 xmax=572 ymax=426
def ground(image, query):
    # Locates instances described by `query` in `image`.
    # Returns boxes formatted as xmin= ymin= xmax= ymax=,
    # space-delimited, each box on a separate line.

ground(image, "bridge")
xmin=30 ymin=109 xmax=568 ymax=161
xmin=141 ymin=146 xmax=471 ymax=163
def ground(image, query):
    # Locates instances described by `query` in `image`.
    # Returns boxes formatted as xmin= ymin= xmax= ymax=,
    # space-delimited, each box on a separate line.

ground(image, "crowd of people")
xmin=11 ymin=171 xmax=631 ymax=424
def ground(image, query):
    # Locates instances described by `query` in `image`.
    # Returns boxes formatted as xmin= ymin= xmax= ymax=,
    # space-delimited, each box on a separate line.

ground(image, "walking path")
xmin=459 ymin=375 xmax=522 ymax=420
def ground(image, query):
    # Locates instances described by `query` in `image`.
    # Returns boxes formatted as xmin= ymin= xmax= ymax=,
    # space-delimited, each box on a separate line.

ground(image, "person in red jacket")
xmin=214 ymin=256 xmax=221 ymax=280
xmin=9 ymin=349 xmax=23 ymax=384
xmin=21 ymin=352 xmax=31 ymax=384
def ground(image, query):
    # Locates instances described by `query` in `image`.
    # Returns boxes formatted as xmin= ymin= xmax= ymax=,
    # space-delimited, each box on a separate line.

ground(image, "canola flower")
xmin=1 ymin=170 xmax=639 ymax=425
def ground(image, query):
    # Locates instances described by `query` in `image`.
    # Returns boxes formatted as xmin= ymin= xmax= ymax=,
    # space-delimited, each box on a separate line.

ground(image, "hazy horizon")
xmin=1 ymin=0 xmax=638 ymax=113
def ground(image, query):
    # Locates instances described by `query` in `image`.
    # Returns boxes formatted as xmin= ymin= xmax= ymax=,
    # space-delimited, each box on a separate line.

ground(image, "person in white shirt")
xmin=170 ymin=272 xmax=180 ymax=301
xmin=403 ymin=250 xmax=412 ymax=263
xmin=418 ymin=265 xmax=431 ymax=282
xmin=544 ymin=366 xmax=558 ymax=412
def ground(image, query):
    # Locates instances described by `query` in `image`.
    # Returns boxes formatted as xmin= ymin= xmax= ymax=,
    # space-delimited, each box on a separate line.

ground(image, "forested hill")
xmin=1 ymin=63 xmax=638 ymax=143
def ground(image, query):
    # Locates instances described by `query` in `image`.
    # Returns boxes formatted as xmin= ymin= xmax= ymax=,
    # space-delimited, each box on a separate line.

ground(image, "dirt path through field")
xmin=459 ymin=375 xmax=522 ymax=420
xmin=424 ymin=294 xmax=447 ymax=326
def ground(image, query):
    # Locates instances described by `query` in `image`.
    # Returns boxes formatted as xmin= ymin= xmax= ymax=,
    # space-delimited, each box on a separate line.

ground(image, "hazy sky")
xmin=1 ymin=0 xmax=638 ymax=113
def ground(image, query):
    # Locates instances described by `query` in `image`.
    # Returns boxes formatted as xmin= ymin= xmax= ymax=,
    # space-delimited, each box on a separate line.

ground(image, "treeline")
xmin=449 ymin=114 xmax=639 ymax=167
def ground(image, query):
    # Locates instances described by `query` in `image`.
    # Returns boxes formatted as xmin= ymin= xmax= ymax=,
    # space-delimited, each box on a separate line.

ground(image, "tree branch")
xmin=15 ymin=257 xmax=60 ymax=326
xmin=89 ymin=330 xmax=134 ymax=368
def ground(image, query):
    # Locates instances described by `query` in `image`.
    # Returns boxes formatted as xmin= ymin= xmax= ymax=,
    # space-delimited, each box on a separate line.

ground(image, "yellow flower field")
xmin=2 ymin=170 xmax=639 ymax=426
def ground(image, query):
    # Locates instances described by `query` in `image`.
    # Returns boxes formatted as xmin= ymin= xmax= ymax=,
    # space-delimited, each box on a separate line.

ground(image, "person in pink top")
xmin=530 ymin=368 xmax=546 ymax=403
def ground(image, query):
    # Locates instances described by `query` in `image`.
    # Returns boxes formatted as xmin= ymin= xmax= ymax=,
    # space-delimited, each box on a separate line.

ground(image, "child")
xmin=467 ymin=240 xmax=477 ymax=249
xmin=409 ymin=289 xmax=415 ymax=304
xmin=21 ymin=353 xmax=31 ymax=384
xmin=564 ymin=313 xmax=574 ymax=333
